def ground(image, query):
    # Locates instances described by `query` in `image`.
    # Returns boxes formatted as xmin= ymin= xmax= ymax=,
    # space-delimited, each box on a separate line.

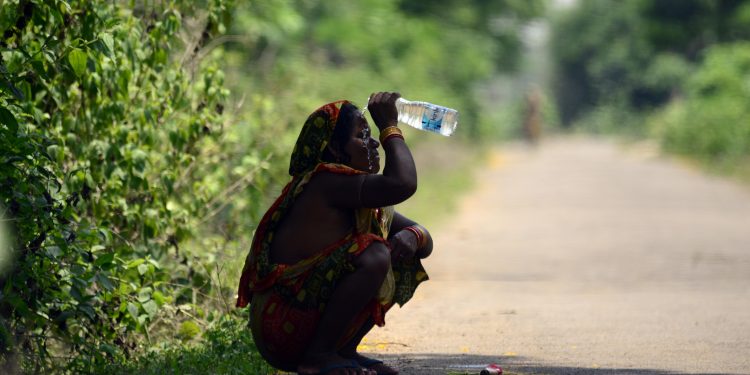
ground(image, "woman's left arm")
xmin=388 ymin=211 xmax=433 ymax=260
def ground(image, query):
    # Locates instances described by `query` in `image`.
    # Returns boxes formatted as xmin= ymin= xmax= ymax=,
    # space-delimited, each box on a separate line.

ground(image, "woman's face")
xmin=343 ymin=111 xmax=380 ymax=174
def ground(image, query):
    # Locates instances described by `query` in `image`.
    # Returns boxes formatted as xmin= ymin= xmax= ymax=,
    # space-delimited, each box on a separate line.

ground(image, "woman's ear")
xmin=325 ymin=143 xmax=343 ymax=162
xmin=326 ymin=143 xmax=340 ymax=157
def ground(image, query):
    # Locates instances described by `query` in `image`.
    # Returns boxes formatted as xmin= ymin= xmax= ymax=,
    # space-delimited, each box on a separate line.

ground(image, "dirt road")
xmin=363 ymin=136 xmax=750 ymax=375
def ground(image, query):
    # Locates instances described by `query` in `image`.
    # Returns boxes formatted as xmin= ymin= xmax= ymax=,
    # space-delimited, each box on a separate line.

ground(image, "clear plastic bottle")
xmin=395 ymin=98 xmax=458 ymax=136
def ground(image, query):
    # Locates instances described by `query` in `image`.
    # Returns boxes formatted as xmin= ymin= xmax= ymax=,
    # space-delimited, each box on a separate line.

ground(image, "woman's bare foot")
xmin=340 ymin=352 xmax=399 ymax=375
xmin=297 ymin=352 xmax=377 ymax=375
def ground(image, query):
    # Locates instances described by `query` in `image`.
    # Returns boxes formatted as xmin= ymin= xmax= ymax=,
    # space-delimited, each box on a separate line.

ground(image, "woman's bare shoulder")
xmin=306 ymin=171 xmax=366 ymax=208
xmin=271 ymin=173 xmax=356 ymax=263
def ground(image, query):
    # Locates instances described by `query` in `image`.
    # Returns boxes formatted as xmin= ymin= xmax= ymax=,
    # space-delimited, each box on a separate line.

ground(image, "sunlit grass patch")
xmin=100 ymin=314 xmax=273 ymax=375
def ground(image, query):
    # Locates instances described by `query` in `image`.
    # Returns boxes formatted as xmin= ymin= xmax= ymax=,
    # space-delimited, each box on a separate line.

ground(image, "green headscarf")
xmin=288 ymin=100 xmax=351 ymax=176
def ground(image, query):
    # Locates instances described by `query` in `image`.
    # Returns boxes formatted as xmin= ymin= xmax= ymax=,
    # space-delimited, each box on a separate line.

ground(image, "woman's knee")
xmin=354 ymin=242 xmax=391 ymax=276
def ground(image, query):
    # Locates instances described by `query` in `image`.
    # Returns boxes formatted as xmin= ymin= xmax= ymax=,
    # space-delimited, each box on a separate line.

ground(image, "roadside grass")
xmin=575 ymin=104 xmax=750 ymax=191
xmin=101 ymin=314 xmax=275 ymax=375
xmin=606 ymin=126 xmax=750 ymax=191
xmin=686 ymin=155 xmax=750 ymax=188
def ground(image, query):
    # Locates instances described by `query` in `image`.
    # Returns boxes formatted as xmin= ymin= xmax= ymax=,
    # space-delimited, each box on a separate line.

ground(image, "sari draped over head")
xmin=236 ymin=100 xmax=428 ymax=371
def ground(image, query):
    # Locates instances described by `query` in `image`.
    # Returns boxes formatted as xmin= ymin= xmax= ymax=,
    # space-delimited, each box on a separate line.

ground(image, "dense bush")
xmin=651 ymin=43 xmax=750 ymax=164
xmin=550 ymin=0 xmax=750 ymax=128
xmin=99 ymin=314 xmax=272 ymax=375
xmin=0 ymin=0 xmax=236 ymax=371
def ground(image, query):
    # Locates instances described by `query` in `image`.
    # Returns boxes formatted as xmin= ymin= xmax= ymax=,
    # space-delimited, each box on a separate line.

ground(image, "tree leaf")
xmin=68 ymin=48 xmax=88 ymax=77
xmin=94 ymin=252 xmax=115 ymax=267
xmin=152 ymin=290 xmax=166 ymax=306
xmin=78 ymin=304 xmax=96 ymax=320
xmin=127 ymin=258 xmax=145 ymax=269
xmin=99 ymin=343 xmax=117 ymax=356
xmin=70 ymin=286 xmax=84 ymax=302
xmin=98 ymin=32 xmax=115 ymax=57
xmin=96 ymin=273 xmax=115 ymax=291
xmin=141 ymin=300 xmax=158 ymax=318
xmin=137 ymin=287 xmax=152 ymax=302
xmin=0 ymin=107 xmax=19 ymax=134
xmin=137 ymin=263 xmax=149 ymax=275
xmin=6 ymin=295 xmax=30 ymax=315
xmin=94 ymin=33 xmax=115 ymax=58
xmin=127 ymin=302 xmax=139 ymax=321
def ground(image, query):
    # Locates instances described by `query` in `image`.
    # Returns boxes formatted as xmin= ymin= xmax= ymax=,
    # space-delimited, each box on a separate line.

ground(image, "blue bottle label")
xmin=421 ymin=104 xmax=444 ymax=131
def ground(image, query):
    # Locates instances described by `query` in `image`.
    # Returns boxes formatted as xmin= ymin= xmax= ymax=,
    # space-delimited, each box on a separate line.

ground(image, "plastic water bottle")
xmin=395 ymin=98 xmax=458 ymax=136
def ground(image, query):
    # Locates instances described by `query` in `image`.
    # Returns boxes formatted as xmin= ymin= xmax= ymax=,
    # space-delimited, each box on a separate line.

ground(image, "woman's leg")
xmin=339 ymin=318 xmax=375 ymax=356
xmin=297 ymin=242 xmax=390 ymax=375
xmin=339 ymin=318 xmax=399 ymax=375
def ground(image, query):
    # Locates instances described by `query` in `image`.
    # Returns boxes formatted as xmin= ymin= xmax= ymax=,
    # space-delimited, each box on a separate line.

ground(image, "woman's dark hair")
xmin=321 ymin=102 xmax=359 ymax=164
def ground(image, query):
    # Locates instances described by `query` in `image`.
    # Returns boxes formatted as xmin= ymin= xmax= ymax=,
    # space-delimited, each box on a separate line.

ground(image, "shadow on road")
xmin=374 ymin=353 xmax=733 ymax=375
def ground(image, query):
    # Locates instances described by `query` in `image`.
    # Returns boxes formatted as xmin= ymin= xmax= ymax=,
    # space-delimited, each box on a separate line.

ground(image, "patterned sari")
xmin=236 ymin=101 xmax=428 ymax=371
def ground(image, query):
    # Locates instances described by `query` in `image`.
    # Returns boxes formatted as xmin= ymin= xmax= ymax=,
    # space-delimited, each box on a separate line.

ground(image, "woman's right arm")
xmin=320 ymin=92 xmax=418 ymax=209
xmin=361 ymin=92 xmax=417 ymax=207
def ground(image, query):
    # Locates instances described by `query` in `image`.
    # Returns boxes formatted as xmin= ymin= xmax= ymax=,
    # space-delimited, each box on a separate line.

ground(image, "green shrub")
xmin=178 ymin=321 xmax=201 ymax=342
xmin=0 ymin=0 xmax=235 ymax=371
xmin=653 ymin=43 xmax=750 ymax=163
xmin=97 ymin=314 xmax=273 ymax=375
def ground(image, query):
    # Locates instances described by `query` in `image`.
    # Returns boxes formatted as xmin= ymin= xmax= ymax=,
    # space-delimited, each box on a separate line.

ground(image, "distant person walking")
xmin=522 ymin=88 xmax=543 ymax=144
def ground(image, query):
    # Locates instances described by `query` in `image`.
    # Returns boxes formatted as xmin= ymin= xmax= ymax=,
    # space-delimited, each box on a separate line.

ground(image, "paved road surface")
xmin=363 ymin=136 xmax=750 ymax=375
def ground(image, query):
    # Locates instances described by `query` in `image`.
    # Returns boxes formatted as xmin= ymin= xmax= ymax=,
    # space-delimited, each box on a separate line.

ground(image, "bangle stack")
xmin=404 ymin=225 xmax=428 ymax=249
xmin=379 ymin=126 xmax=404 ymax=143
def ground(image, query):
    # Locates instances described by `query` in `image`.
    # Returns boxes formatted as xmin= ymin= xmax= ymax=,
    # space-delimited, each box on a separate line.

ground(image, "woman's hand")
xmin=389 ymin=229 xmax=418 ymax=261
xmin=367 ymin=92 xmax=400 ymax=131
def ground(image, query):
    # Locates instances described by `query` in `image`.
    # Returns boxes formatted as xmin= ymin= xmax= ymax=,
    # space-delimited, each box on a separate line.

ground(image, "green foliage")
xmin=97 ymin=314 xmax=273 ymax=375
xmin=651 ymin=43 xmax=750 ymax=164
xmin=177 ymin=320 xmax=201 ymax=341
xmin=224 ymin=0 xmax=545 ymax=142
xmin=549 ymin=0 xmax=750 ymax=127
xmin=0 ymin=0 xmax=240 ymax=371
xmin=639 ymin=0 xmax=750 ymax=54
xmin=397 ymin=0 xmax=546 ymax=72
xmin=550 ymin=0 xmax=653 ymax=125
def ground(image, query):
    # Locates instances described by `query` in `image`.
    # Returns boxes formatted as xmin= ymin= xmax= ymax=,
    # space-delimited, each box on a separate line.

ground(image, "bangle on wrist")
xmin=383 ymin=133 xmax=404 ymax=143
xmin=404 ymin=225 xmax=427 ymax=249
xmin=379 ymin=126 xmax=403 ymax=144
xmin=414 ymin=225 xmax=428 ymax=248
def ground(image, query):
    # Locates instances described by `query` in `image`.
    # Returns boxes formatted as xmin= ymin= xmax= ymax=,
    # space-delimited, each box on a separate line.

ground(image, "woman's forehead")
xmin=353 ymin=114 xmax=369 ymax=132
